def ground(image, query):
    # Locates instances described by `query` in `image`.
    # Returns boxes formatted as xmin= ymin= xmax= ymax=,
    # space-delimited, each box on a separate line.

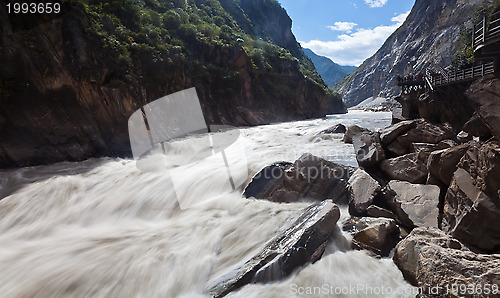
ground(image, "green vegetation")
xmin=451 ymin=0 xmax=500 ymax=71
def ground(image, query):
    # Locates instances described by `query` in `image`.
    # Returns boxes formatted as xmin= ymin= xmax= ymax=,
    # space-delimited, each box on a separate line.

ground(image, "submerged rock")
xmin=206 ymin=200 xmax=341 ymax=297
xmin=347 ymin=168 xmax=381 ymax=215
xmin=352 ymin=131 xmax=386 ymax=167
xmin=382 ymin=181 xmax=440 ymax=228
xmin=318 ymin=123 xmax=346 ymax=134
xmin=393 ymin=227 xmax=500 ymax=292
xmin=244 ymin=153 xmax=352 ymax=204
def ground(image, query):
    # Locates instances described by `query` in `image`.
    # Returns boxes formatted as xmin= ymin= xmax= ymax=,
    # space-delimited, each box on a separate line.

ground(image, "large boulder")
xmin=380 ymin=120 xmax=416 ymax=145
xmin=347 ymin=169 xmax=381 ymax=215
xmin=352 ymin=131 xmax=386 ymax=167
xmin=207 ymin=200 xmax=341 ymax=297
xmin=443 ymin=142 xmax=500 ymax=252
xmin=244 ymin=153 xmax=352 ymax=204
xmin=465 ymin=75 xmax=500 ymax=140
xmin=342 ymin=125 xmax=370 ymax=144
xmin=397 ymin=119 xmax=456 ymax=148
xmin=351 ymin=217 xmax=400 ymax=257
xmin=393 ymin=227 xmax=500 ymax=294
xmin=379 ymin=153 xmax=428 ymax=184
xmin=318 ymin=123 xmax=346 ymax=134
xmin=462 ymin=112 xmax=493 ymax=138
xmin=427 ymin=144 xmax=470 ymax=186
xmin=382 ymin=181 xmax=440 ymax=228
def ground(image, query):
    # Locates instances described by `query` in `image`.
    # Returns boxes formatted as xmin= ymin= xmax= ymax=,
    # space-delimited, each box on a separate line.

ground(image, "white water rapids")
xmin=0 ymin=111 xmax=417 ymax=297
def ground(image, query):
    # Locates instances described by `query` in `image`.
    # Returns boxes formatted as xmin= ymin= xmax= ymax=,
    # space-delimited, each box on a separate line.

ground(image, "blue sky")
xmin=277 ymin=0 xmax=415 ymax=66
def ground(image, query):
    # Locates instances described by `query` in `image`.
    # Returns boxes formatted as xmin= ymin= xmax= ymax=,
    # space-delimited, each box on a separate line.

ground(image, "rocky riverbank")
xmin=209 ymin=76 xmax=500 ymax=296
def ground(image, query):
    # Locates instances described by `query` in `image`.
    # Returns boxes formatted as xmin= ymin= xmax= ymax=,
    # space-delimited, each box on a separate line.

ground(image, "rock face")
xmin=207 ymin=200 xmax=341 ymax=297
xmin=342 ymin=125 xmax=370 ymax=144
xmin=443 ymin=142 xmax=500 ymax=252
xmin=336 ymin=0 xmax=482 ymax=107
xmin=0 ymin=1 xmax=346 ymax=168
xmin=383 ymin=181 xmax=440 ymax=228
xmin=380 ymin=153 xmax=428 ymax=184
xmin=351 ymin=217 xmax=400 ymax=257
xmin=244 ymin=153 xmax=352 ymax=204
xmin=427 ymin=144 xmax=470 ymax=186
xmin=465 ymin=75 xmax=500 ymax=140
xmin=394 ymin=227 xmax=500 ymax=293
xmin=347 ymin=169 xmax=381 ymax=215
xmin=352 ymin=131 xmax=386 ymax=167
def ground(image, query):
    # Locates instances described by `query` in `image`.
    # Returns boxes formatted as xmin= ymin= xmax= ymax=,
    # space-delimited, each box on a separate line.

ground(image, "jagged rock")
xmin=443 ymin=142 xmax=500 ymax=252
xmin=366 ymin=205 xmax=397 ymax=220
xmin=351 ymin=217 xmax=400 ymax=257
xmin=352 ymin=131 xmax=386 ymax=167
xmin=382 ymin=181 xmax=440 ymax=228
xmin=462 ymin=112 xmax=493 ymax=138
xmin=342 ymin=125 xmax=370 ymax=144
xmin=465 ymin=75 xmax=500 ymax=140
xmin=456 ymin=131 xmax=472 ymax=143
xmin=347 ymin=169 xmax=381 ymax=215
xmin=393 ymin=227 xmax=500 ymax=293
xmin=206 ymin=200 xmax=341 ymax=297
xmin=244 ymin=153 xmax=352 ymax=204
xmin=386 ymin=139 xmax=408 ymax=156
xmin=427 ymin=144 xmax=470 ymax=186
xmin=318 ymin=123 xmax=346 ymax=134
xmin=380 ymin=120 xmax=415 ymax=145
xmin=379 ymin=153 xmax=428 ymax=184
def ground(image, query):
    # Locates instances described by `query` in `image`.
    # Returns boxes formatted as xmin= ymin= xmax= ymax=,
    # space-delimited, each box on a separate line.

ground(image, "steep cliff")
xmin=336 ymin=0 xmax=484 ymax=107
xmin=0 ymin=0 xmax=345 ymax=168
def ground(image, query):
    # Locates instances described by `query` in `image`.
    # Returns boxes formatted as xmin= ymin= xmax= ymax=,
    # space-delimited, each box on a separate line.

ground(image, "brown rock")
xmin=380 ymin=120 xmax=416 ymax=145
xmin=318 ymin=123 xmax=346 ymax=134
xmin=382 ymin=180 xmax=440 ymax=228
xmin=352 ymin=131 xmax=386 ymax=167
xmin=427 ymin=144 xmax=470 ymax=186
xmin=207 ymin=200 xmax=341 ymax=297
xmin=366 ymin=205 xmax=397 ymax=220
xmin=347 ymin=169 xmax=381 ymax=215
xmin=244 ymin=153 xmax=352 ymax=204
xmin=393 ymin=227 xmax=500 ymax=293
xmin=380 ymin=153 xmax=428 ymax=184
xmin=462 ymin=112 xmax=493 ymax=138
xmin=398 ymin=119 xmax=455 ymax=148
xmin=465 ymin=75 xmax=500 ymax=140
xmin=352 ymin=217 xmax=400 ymax=257
xmin=342 ymin=125 xmax=370 ymax=144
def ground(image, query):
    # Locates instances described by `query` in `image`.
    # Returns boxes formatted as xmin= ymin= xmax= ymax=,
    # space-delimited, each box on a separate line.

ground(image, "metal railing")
xmin=473 ymin=10 xmax=500 ymax=51
xmin=430 ymin=62 xmax=495 ymax=86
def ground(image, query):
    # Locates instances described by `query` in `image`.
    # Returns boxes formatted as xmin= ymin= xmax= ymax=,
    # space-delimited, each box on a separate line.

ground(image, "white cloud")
xmin=327 ymin=22 xmax=358 ymax=33
xmin=364 ymin=0 xmax=388 ymax=8
xmin=300 ymin=11 xmax=410 ymax=66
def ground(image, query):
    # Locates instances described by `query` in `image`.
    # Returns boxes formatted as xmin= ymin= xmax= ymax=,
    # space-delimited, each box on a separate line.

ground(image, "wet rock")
xmin=244 ymin=153 xmax=352 ymax=204
xmin=456 ymin=131 xmax=472 ymax=144
xmin=393 ymin=227 xmax=500 ymax=291
xmin=443 ymin=142 xmax=500 ymax=252
xmin=206 ymin=200 xmax=341 ymax=297
xmin=352 ymin=217 xmax=400 ymax=257
xmin=366 ymin=205 xmax=397 ymax=220
xmin=347 ymin=169 xmax=381 ymax=215
xmin=318 ymin=123 xmax=346 ymax=134
xmin=427 ymin=144 xmax=470 ymax=186
xmin=380 ymin=120 xmax=415 ymax=145
xmin=352 ymin=131 xmax=386 ymax=167
xmin=382 ymin=181 xmax=440 ymax=228
xmin=379 ymin=153 xmax=428 ymax=184
xmin=342 ymin=125 xmax=370 ymax=144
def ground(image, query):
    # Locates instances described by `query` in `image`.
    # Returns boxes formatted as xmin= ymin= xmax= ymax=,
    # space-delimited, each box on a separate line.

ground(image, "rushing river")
xmin=0 ymin=111 xmax=417 ymax=297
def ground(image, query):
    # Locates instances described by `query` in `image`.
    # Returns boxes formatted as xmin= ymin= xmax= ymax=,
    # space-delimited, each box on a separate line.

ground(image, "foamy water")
xmin=0 ymin=111 xmax=416 ymax=297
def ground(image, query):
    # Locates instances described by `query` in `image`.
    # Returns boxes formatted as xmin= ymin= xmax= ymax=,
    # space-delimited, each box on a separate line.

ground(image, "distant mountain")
xmin=303 ymin=48 xmax=356 ymax=87
xmin=335 ymin=0 xmax=485 ymax=107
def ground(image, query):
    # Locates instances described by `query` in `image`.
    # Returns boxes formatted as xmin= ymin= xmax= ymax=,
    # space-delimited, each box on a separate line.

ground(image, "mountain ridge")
xmin=303 ymin=48 xmax=356 ymax=87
